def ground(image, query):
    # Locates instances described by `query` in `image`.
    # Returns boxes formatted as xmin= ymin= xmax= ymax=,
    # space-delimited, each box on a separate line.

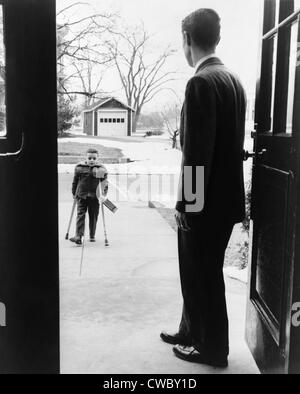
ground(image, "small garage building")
xmin=82 ymin=97 xmax=135 ymax=137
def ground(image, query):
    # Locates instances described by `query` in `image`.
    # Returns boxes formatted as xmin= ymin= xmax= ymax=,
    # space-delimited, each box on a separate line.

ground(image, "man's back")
xmin=178 ymin=57 xmax=246 ymax=223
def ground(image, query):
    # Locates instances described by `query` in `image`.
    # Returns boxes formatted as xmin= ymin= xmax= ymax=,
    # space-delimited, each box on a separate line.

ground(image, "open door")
xmin=0 ymin=0 xmax=59 ymax=373
xmin=246 ymin=0 xmax=300 ymax=374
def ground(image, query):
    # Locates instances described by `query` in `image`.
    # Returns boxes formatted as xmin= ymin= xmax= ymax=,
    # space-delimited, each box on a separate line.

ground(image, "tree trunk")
xmin=86 ymin=95 xmax=93 ymax=107
xmin=172 ymin=138 xmax=177 ymax=149
xmin=132 ymin=109 xmax=141 ymax=134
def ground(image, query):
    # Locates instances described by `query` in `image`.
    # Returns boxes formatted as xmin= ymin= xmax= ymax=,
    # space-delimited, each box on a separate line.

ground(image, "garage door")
xmin=98 ymin=110 xmax=127 ymax=137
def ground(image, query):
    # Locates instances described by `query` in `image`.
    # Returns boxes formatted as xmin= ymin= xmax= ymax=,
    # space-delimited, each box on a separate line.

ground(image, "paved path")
xmin=59 ymin=175 xmax=259 ymax=374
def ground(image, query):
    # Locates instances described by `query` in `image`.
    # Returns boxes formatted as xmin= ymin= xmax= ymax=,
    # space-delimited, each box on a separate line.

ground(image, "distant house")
xmin=82 ymin=97 xmax=135 ymax=137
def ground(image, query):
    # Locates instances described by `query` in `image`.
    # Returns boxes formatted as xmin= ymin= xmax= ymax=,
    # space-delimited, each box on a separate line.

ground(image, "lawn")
xmin=58 ymin=141 xmax=124 ymax=160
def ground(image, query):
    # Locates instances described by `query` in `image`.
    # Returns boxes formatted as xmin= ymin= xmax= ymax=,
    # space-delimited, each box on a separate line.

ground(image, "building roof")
xmin=82 ymin=97 xmax=135 ymax=113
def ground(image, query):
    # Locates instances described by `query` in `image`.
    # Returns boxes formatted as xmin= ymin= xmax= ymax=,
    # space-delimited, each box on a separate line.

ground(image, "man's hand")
xmin=99 ymin=195 xmax=107 ymax=203
xmin=175 ymin=211 xmax=191 ymax=232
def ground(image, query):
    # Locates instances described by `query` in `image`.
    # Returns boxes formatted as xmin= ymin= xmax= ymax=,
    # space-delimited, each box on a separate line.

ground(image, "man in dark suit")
xmin=160 ymin=9 xmax=246 ymax=368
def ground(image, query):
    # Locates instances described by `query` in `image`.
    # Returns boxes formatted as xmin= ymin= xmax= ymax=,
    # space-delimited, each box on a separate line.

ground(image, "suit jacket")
xmin=72 ymin=161 xmax=108 ymax=199
xmin=176 ymin=57 xmax=246 ymax=223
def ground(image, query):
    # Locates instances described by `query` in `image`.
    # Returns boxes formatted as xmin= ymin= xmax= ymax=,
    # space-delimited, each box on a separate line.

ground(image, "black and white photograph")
xmin=0 ymin=0 xmax=300 ymax=377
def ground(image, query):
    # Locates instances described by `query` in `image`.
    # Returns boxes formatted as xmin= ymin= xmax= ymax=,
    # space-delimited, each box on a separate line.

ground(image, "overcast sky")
xmin=57 ymin=0 xmax=262 ymax=111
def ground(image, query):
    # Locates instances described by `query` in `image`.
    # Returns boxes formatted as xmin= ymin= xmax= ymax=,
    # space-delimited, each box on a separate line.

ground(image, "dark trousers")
xmin=177 ymin=214 xmax=234 ymax=358
xmin=76 ymin=197 xmax=99 ymax=238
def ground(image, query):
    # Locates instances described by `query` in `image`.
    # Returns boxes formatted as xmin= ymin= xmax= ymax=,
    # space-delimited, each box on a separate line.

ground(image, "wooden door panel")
xmin=251 ymin=165 xmax=294 ymax=346
xmin=246 ymin=0 xmax=300 ymax=374
xmin=246 ymin=301 xmax=286 ymax=374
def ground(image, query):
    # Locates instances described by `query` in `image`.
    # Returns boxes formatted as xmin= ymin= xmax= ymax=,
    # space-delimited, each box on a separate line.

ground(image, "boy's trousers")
xmin=177 ymin=213 xmax=235 ymax=359
xmin=76 ymin=197 xmax=100 ymax=238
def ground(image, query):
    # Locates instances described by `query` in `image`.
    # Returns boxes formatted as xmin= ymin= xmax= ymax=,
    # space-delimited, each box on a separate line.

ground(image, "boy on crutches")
xmin=70 ymin=148 xmax=108 ymax=245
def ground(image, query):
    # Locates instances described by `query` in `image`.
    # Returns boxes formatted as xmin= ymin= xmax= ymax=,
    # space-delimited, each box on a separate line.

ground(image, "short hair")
xmin=182 ymin=9 xmax=221 ymax=50
xmin=86 ymin=148 xmax=99 ymax=155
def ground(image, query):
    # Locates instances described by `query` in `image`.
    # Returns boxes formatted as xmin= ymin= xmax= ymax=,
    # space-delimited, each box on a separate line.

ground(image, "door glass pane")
xmin=270 ymin=35 xmax=278 ymax=132
xmin=0 ymin=6 xmax=6 ymax=137
xmin=294 ymin=0 xmax=300 ymax=12
xmin=275 ymin=0 xmax=281 ymax=24
xmin=286 ymin=21 xmax=299 ymax=134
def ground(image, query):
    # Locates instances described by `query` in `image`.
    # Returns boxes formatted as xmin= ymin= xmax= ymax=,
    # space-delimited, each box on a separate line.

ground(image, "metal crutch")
xmin=79 ymin=216 xmax=87 ymax=277
xmin=97 ymin=180 xmax=110 ymax=247
xmin=101 ymin=200 xmax=109 ymax=247
xmin=65 ymin=198 xmax=77 ymax=240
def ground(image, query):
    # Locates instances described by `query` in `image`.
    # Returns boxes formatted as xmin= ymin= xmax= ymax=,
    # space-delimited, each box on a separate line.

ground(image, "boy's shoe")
xmin=69 ymin=236 xmax=82 ymax=245
xmin=90 ymin=237 xmax=96 ymax=242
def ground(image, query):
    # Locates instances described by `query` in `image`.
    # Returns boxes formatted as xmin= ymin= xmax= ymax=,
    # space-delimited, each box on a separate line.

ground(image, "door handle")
xmin=243 ymin=149 xmax=267 ymax=161
xmin=0 ymin=132 xmax=25 ymax=160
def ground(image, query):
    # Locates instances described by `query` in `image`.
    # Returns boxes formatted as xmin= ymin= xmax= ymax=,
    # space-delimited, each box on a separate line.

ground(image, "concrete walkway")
xmin=59 ymin=180 xmax=259 ymax=374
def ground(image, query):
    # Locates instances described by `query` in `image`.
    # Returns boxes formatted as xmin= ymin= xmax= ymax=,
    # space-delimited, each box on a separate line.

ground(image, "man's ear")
xmin=183 ymin=31 xmax=192 ymax=46
xmin=216 ymin=35 xmax=221 ymax=46
xmin=186 ymin=32 xmax=192 ymax=46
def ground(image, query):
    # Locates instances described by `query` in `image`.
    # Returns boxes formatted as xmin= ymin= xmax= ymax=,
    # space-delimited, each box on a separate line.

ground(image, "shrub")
xmin=144 ymin=130 xmax=164 ymax=137
xmin=242 ymin=180 xmax=252 ymax=234
xmin=57 ymin=96 xmax=75 ymax=136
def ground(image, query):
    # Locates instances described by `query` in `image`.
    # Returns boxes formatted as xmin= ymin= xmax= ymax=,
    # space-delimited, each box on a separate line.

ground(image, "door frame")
xmin=0 ymin=0 xmax=59 ymax=374
xmin=246 ymin=0 xmax=300 ymax=374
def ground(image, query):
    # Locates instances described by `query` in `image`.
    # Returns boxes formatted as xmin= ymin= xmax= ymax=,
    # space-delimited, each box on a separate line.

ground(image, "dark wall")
xmin=94 ymin=111 xmax=98 ymax=136
xmin=127 ymin=110 xmax=132 ymax=136
xmin=84 ymin=112 xmax=93 ymax=136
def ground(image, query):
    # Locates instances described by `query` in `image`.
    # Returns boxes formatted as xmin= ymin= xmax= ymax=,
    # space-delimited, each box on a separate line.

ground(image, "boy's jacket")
xmin=72 ymin=161 xmax=108 ymax=199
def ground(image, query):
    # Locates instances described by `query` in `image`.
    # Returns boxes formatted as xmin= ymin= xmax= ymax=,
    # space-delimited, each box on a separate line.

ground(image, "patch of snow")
xmin=58 ymin=137 xmax=182 ymax=176
xmin=224 ymin=266 xmax=248 ymax=284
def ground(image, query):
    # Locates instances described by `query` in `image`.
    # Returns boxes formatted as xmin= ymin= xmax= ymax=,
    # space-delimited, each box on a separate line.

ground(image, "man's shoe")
xmin=173 ymin=345 xmax=228 ymax=368
xmin=69 ymin=236 xmax=82 ymax=245
xmin=160 ymin=332 xmax=191 ymax=346
xmin=90 ymin=237 xmax=96 ymax=242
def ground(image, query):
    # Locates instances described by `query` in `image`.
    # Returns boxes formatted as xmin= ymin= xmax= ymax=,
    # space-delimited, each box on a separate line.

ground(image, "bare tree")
xmin=57 ymin=2 xmax=115 ymax=100
xmin=161 ymin=102 xmax=181 ymax=149
xmin=107 ymin=25 xmax=177 ymax=133
xmin=67 ymin=58 xmax=106 ymax=106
